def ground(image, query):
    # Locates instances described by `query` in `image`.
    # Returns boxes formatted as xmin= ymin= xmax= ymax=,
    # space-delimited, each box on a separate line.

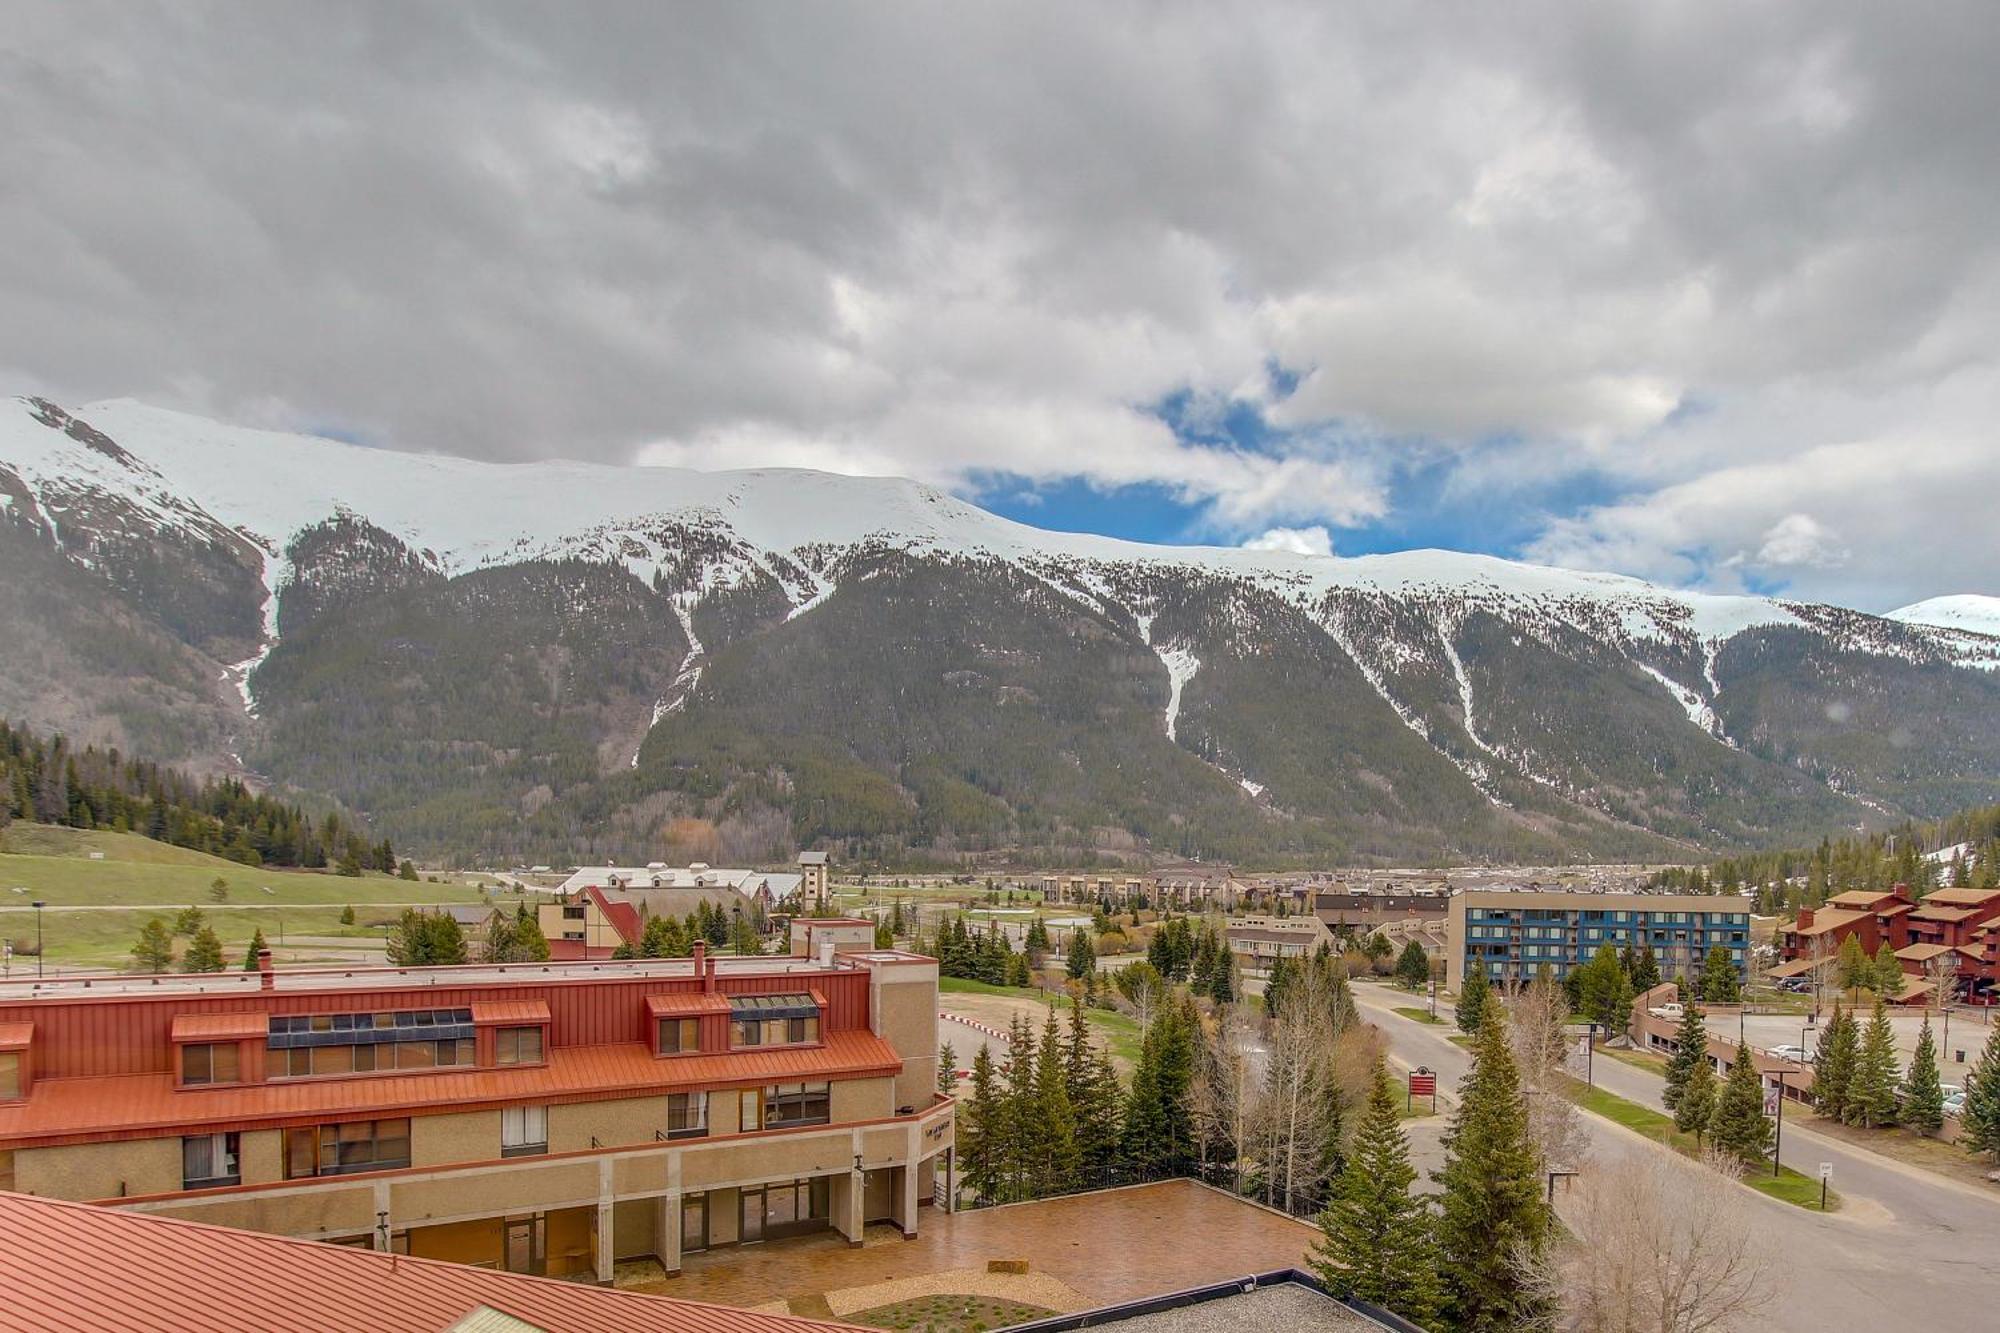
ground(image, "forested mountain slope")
xmin=6 ymin=395 xmax=1999 ymax=867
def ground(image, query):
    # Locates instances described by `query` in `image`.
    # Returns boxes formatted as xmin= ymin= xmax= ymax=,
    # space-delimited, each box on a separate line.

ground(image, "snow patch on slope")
xmin=1632 ymin=663 xmax=1733 ymax=747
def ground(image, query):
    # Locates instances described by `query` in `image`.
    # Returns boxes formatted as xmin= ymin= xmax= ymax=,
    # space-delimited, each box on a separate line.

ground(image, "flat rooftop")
xmin=0 ymin=952 xmax=926 ymax=1003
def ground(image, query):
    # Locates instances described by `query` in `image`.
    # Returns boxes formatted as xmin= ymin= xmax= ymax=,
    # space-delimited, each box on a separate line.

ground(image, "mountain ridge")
xmin=6 ymin=394 xmax=2000 ymax=868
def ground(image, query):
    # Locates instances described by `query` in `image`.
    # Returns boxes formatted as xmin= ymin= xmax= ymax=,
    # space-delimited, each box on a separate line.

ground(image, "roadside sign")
xmin=1409 ymin=1069 xmax=1437 ymax=1098
xmin=1763 ymin=1087 xmax=1780 ymax=1117
xmin=1818 ymin=1162 xmax=1832 ymax=1181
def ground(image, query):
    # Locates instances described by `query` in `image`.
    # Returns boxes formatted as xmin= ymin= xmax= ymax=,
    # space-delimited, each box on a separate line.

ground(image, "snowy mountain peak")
xmin=1888 ymin=594 xmax=2000 ymax=639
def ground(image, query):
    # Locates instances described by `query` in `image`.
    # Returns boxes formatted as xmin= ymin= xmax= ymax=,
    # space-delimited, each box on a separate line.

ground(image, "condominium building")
xmin=0 ymin=942 xmax=951 ymax=1284
xmin=1445 ymin=891 xmax=1750 ymax=991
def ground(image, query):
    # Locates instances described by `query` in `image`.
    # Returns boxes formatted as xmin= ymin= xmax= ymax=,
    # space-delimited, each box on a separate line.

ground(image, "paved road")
xmin=1350 ymin=984 xmax=2000 ymax=1332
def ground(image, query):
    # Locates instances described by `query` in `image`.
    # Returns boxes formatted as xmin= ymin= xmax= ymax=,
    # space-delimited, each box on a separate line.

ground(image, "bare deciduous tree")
xmin=1555 ymin=1149 xmax=1773 ymax=1333
xmin=1190 ymin=1000 xmax=1259 ymax=1193
xmin=1258 ymin=962 xmax=1352 ymax=1213
xmin=1510 ymin=975 xmax=1591 ymax=1173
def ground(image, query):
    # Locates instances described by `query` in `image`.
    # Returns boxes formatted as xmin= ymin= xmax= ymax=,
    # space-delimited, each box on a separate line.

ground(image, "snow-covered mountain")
xmin=1888 ymin=595 xmax=2000 ymax=640
xmin=7 ymin=394 xmax=2000 ymax=866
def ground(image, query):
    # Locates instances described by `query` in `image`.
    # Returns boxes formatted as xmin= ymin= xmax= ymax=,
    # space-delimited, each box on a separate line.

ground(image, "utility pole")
xmin=1772 ymin=1069 xmax=1785 ymax=1178
xmin=32 ymin=901 xmax=45 ymax=979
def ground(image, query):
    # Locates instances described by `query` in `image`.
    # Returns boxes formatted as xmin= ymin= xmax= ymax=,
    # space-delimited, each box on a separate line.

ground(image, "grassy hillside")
xmin=0 ymin=822 xmax=504 ymax=972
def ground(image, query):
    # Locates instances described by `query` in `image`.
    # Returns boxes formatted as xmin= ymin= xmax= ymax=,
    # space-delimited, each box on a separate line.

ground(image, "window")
xmin=181 ymin=1042 xmax=240 ymax=1086
xmin=501 ymin=1105 xmax=548 ymax=1158
xmin=666 ymin=1091 xmax=707 ymax=1139
xmin=0 ymin=1052 xmax=19 ymax=1101
xmin=763 ymin=1081 xmax=831 ymax=1128
xmin=657 ymin=1017 xmax=699 ymax=1055
xmin=286 ymin=1118 xmax=412 ymax=1178
xmin=0 ymin=1149 xmax=11 ymax=1191
xmin=729 ymin=995 xmax=820 ymax=1048
xmin=182 ymin=1132 xmax=241 ymax=1188
xmin=266 ymin=1010 xmax=476 ymax=1080
xmin=496 ymin=1026 xmax=545 ymax=1065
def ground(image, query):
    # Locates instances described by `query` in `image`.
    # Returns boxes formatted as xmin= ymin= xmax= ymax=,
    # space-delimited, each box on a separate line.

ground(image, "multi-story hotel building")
xmin=0 ymin=941 xmax=952 ymax=1284
xmin=1445 ymin=890 xmax=1751 ymax=991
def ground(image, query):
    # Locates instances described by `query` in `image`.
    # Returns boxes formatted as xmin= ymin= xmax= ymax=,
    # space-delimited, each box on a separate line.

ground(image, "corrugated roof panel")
xmin=0 ymin=1191 xmax=867 ymax=1333
xmin=169 ymin=1012 xmax=268 ymax=1042
xmin=471 ymin=1000 xmax=553 ymax=1026
xmin=0 ymin=1030 xmax=904 ymax=1148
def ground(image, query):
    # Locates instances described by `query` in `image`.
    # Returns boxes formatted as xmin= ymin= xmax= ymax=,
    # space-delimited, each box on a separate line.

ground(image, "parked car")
xmin=1944 ymin=1092 xmax=1968 ymax=1118
xmin=1649 ymin=1002 xmax=1684 ymax=1020
xmin=1770 ymin=1044 xmax=1811 ymax=1062
xmin=1777 ymin=978 xmax=1812 ymax=994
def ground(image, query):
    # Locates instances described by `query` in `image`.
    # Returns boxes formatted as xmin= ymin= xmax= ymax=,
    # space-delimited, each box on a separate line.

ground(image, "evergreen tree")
xmin=641 ymin=913 xmax=685 ymax=959
xmin=512 ymin=904 xmax=551 ymax=961
xmin=1846 ymin=1001 xmax=1899 ymax=1128
xmin=480 ymin=910 xmax=521 ymax=963
xmin=172 ymin=905 xmax=204 ymax=938
xmin=398 ymin=859 xmax=419 ymax=881
xmin=385 ymin=908 xmax=430 ymax=965
xmin=1001 ymin=1016 xmax=1040 ymax=1200
xmin=960 ymin=1045 xmax=1003 ymax=1202
xmin=1837 ymin=933 xmax=1869 ymax=994
xmin=424 ymin=913 xmax=468 ymax=965
xmin=1394 ymin=939 xmax=1430 ymax=990
xmin=1629 ymin=945 xmax=1661 ymax=993
xmin=1812 ymin=1002 xmax=1857 ymax=1121
xmin=1266 ymin=953 xmax=1298 ymax=1018
xmin=1662 ymin=1003 xmax=1708 ymax=1113
xmin=1872 ymin=944 xmax=1907 ymax=998
xmin=1208 ymin=948 xmax=1235 ymax=1004
xmin=1902 ymin=1016 xmax=1945 ymax=1134
xmin=1698 ymin=945 xmax=1740 ymax=1003
xmin=1030 ymin=1010 xmax=1082 ymax=1194
xmin=1961 ymin=1025 xmax=2000 ymax=1162
xmin=130 ymin=918 xmax=175 ymax=973
xmin=1122 ymin=994 xmax=1195 ymax=1177
xmin=1434 ymin=1006 xmax=1551 ymax=1333
xmin=938 ymin=1041 xmax=958 ymax=1096
xmin=1708 ymin=1049 xmax=1772 ymax=1160
xmin=1675 ymin=1045 xmax=1718 ymax=1145
xmin=242 ymin=927 xmax=267 ymax=970
xmin=1063 ymin=995 xmax=1122 ymax=1180
xmin=339 ymin=904 xmax=355 ymax=926
xmin=1454 ymin=958 xmax=1491 ymax=1035
xmin=1577 ymin=943 xmax=1633 ymax=1032
xmin=181 ymin=926 xmax=226 ymax=973
xmin=1310 ymin=1060 xmax=1441 ymax=1326
xmin=1067 ymin=927 xmax=1096 ymax=981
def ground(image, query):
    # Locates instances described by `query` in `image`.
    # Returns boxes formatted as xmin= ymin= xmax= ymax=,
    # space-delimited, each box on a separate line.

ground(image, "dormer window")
xmin=181 ymin=1042 xmax=240 ymax=1086
xmin=729 ymin=994 xmax=821 ymax=1048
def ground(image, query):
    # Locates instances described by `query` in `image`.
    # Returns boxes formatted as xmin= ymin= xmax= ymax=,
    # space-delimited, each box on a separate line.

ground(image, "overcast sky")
xmin=3 ymin=3 xmax=1996 ymax=610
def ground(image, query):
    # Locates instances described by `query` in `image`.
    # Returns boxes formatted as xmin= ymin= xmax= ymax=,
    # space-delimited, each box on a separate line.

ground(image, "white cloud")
xmin=1 ymin=3 xmax=1997 ymax=595
xmin=1242 ymin=525 xmax=1335 ymax=557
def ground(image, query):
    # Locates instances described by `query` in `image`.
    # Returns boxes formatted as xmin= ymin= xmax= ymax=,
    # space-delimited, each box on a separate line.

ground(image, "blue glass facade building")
xmin=1447 ymin=892 xmax=1750 ymax=991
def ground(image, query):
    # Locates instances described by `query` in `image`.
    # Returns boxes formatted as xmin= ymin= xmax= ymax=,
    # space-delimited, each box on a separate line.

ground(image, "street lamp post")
xmin=1772 ymin=1069 xmax=1786 ymax=1178
xmin=32 ymin=900 xmax=45 ymax=979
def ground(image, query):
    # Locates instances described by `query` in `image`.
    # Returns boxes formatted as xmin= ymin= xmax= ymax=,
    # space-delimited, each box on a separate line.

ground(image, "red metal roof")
xmin=472 ymin=999 xmax=553 ymax=1026
xmin=587 ymin=885 xmax=645 ymax=945
xmin=646 ymin=993 xmax=732 ymax=1017
xmin=170 ymin=1012 xmax=268 ymax=1042
xmin=0 ymin=1190 xmax=862 ymax=1333
xmin=0 ymin=1022 xmax=31 ymax=1051
xmin=0 ymin=1029 xmax=903 ymax=1149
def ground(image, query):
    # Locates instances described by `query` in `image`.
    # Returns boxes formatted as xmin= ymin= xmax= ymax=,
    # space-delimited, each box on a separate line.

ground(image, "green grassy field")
xmin=937 ymin=975 xmax=1145 ymax=1065
xmin=1568 ymin=1078 xmax=1836 ymax=1210
xmin=0 ymin=824 xmax=505 ymax=971
xmin=1393 ymin=1006 xmax=1446 ymax=1025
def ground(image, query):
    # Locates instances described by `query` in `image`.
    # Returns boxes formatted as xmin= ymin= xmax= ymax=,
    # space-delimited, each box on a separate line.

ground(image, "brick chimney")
xmin=256 ymin=947 xmax=275 ymax=990
xmin=692 ymin=940 xmax=711 ymax=992
xmin=1796 ymin=908 xmax=1815 ymax=932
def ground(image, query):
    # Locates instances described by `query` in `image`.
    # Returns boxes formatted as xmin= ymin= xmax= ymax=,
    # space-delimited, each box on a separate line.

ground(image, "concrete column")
xmin=654 ymin=1191 xmax=682 ymax=1277
xmin=846 ymin=1169 xmax=866 ymax=1246
xmin=901 ymin=1123 xmax=920 ymax=1238
xmin=595 ymin=1158 xmax=615 ymax=1285
xmin=943 ymin=1146 xmax=955 ymax=1214
xmin=372 ymin=1181 xmax=392 ymax=1251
